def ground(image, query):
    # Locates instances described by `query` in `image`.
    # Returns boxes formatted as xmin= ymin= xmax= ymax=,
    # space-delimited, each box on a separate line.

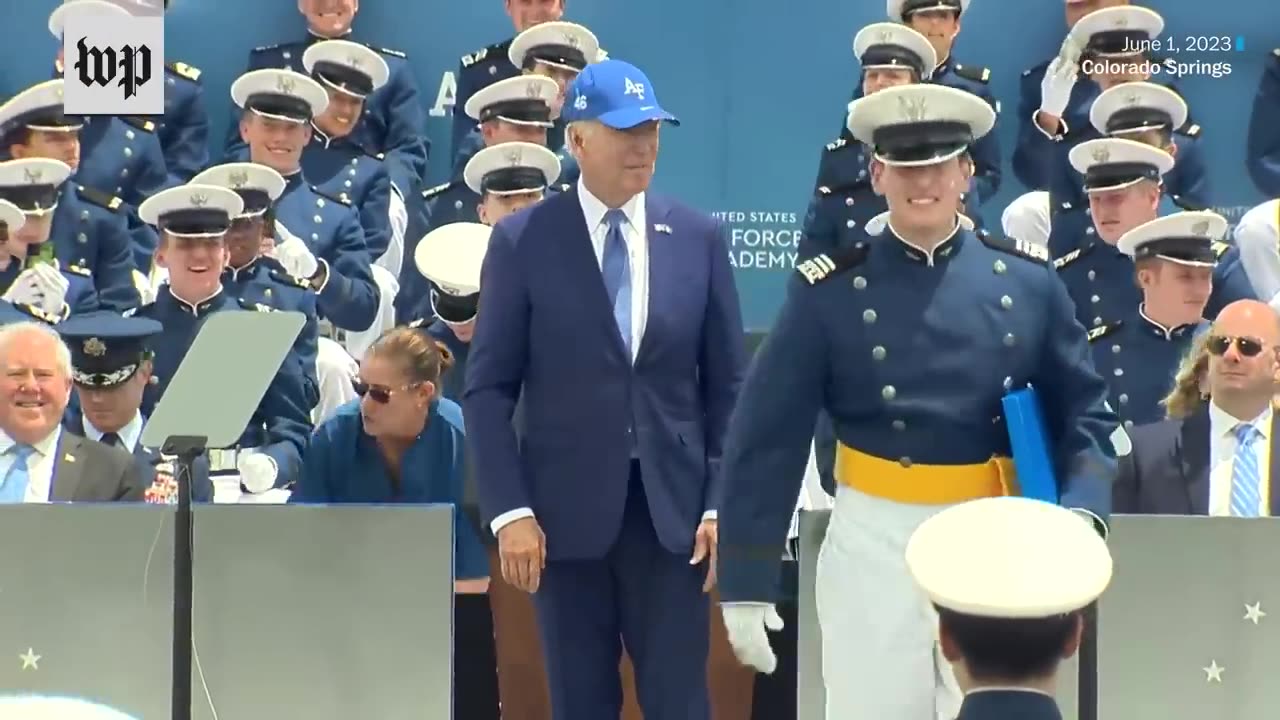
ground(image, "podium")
xmin=0 ymin=503 xmax=454 ymax=719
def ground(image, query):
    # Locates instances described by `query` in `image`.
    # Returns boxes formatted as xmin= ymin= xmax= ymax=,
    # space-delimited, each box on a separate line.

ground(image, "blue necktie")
xmin=100 ymin=432 xmax=121 ymax=448
xmin=602 ymin=209 xmax=632 ymax=357
xmin=0 ymin=444 xmax=35 ymax=504
xmin=1230 ymin=424 xmax=1262 ymax=517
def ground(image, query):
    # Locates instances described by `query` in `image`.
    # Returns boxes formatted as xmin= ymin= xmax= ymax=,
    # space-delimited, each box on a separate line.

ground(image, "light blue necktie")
xmin=0 ymin=444 xmax=35 ymax=504
xmin=1229 ymin=424 xmax=1262 ymax=517
xmin=602 ymin=209 xmax=633 ymax=357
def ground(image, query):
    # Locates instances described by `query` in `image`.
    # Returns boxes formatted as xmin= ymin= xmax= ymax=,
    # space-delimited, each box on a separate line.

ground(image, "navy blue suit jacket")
xmin=1116 ymin=404 xmax=1280 ymax=515
xmin=463 ymin=187 xmax=746 ymax=560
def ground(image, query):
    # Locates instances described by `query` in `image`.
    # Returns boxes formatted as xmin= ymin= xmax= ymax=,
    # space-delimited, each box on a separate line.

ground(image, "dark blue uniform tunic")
xmin=1088 ymin=312 xmax=1205 ymax=429
xmin=1246 ymin=49 xmax=1280 ymax=196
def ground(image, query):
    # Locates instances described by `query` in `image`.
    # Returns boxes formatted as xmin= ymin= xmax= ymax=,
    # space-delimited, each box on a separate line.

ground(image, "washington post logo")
xmin=62 ymin=1 xmax=165 ymax=116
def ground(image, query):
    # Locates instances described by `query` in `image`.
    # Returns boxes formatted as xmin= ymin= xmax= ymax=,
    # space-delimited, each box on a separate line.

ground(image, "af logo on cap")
xmin=1092 ymin=146 xmax=1111 ymax=163
xmin=897 ymin=95 xmax=928 ymax=122
xmin=624 ymin=77 xmax=646 ymax=100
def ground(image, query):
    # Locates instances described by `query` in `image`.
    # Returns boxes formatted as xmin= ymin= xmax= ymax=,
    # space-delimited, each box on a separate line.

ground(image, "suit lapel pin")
xmin=654 ymin=223 xmax=672 ymax=234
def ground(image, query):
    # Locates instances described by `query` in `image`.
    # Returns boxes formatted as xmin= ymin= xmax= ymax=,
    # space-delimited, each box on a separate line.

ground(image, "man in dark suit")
xmin=907 ymin=496 xmax=1113 ymax=720
xmin=464 ymin=59 xmax=746 ymax=719
xmin=1117 ymin=299 xmax=1280 ymax=515
xmin=0 ymin=315 xmax=144 ymax=503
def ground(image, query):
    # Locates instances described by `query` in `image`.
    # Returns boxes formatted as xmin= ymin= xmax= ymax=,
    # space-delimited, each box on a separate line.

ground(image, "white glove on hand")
xmin=721 ymin=603 xmax=783 ymax=674
xmin=272 ymin=235 xmax=320 ymax=280
xmin=1039 ymin=56 xmax=1079 ymax=119
xmin=28 ymin=262 xmax=69 ymax=316
xmin=237 ymin=451 xmax=278 ymax=494
xmin=1 ymin=268 xmax=43 ymax=307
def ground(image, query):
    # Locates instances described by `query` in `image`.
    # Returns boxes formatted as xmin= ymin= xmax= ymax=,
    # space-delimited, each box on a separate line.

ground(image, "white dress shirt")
xmin=83 ymin=412 xmax=144 ymax=453
xmin=0 ymin=426 xmax=63 ymax=504
xmin=1207 ymin=401 xmax=1273 ymax=516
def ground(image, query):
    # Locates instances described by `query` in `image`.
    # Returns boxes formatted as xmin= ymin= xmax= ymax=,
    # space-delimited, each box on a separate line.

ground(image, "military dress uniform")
xmin=160 ymin=61 xmax=210 ymax=185
xmin=453 ymin=124 xmax=580 ymax=188
xmin=1047 ymin=81 xmax=1208 ymax=216
xmin=717 ymin=84 xmax=1117 ymax=720
xmin=1054 ymin=139 xmax=1253 ymax=329
xmin=410 ymin=221 xmax=490 ymax=402
xmin=135 ymin=185 xmax=312 ymax=491
xmin=453 ymin=37 xmax=520 ymax=160
xmin=230 ymin=68 xmax=380 ymax=335
xmin=228 ymin=31 xmax=427 ymax=197
xmin=1246 ymin=48 xmax=1280 ymax=197
xmin=906 ymin=497 xmax=1113 ymax=720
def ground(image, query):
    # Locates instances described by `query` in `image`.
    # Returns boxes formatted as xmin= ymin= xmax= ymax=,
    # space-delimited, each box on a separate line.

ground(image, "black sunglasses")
xmin=1206 ymin=335 xmax=1270 ymax=358
xmin=352 ymin=379 xmax=421 ymax=403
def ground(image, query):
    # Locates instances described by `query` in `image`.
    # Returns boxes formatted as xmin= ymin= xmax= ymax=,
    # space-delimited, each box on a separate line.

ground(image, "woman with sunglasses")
xmin=288 ymin=324 xmax=498 ymax=717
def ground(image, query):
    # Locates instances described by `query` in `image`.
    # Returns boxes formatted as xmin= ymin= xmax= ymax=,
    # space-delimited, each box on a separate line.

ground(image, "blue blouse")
xmin=289 ymin=398 xmax=489 ymax=580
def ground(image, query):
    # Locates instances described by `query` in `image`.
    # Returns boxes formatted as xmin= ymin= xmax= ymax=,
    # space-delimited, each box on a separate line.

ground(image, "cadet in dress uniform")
xmin=229 ymin=68 xmax=379 ymax=336
xmin=0 ymin=199 xmax=78 ymax=324
xmin=398 ymin=138 xmax=561 ymax=324
xmin=190 ymin=162 xmax=321 ymax=411
xmin=0 ymin=79 xmax=141 ymax=312
xmin=409 ymin=222 xmax=491 ymax=401
xmin=1045 ymin=81 xmax=1205 ymax=257
xmin=1053 ymin=138 xmax=1253 ymax=330
xmin=1246 ymin=48 xmax=1280 ymax=197
xmin=452 ymin=22 xmax=600 ymax=185
xmin=801 ymin=23 xmax=942 ymax=261
xmin=715 ymin=84 xmax=1117 ymax=720
xmin=1233 ymin=198 xmax=1280 ymax=306
xmin=135 ymin=185 xmax=312 ymax=492
xmin=1091 ymin=211 xmax=1223 ymax=430
xmin=57 ymin=312 xmax=214 ymax=502
xmin=451 ymin=0 xmax=566 ymax=161
xmin=906 ymin=496 xmax=1113 ymax=720
xmin=0 ymin=159 xmax=100 ymax=319
xmin=225 ymin=0 xmax=427 ymax=198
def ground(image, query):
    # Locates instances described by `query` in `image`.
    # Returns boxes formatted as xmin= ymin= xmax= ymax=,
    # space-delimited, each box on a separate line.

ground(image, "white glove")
xmin=272 ymin=235 xmax=320 ymax=280
xmin=236 ymin=451 xmax=278 ymax=494
xmin=2 ymin=268 xmax=43 ymax=307
xmin=29 ymin=263 xmax=69 ymax=316
xmin=1039 ymin=55 xmax=1079 ymax=118
xmin=721 ymin=603 xmax=784 ymax=674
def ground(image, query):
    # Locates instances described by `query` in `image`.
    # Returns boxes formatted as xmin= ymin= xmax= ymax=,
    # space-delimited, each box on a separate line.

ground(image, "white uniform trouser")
xmin=314 ymin=337 xmax=358 ymax=424
xmin=815 ymin=486 xmax=963 ymax=720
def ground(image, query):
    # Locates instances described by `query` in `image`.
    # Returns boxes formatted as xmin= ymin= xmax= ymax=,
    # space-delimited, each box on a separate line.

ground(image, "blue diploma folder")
xmin=1002 ymin=386 xmax=1059 ymax=504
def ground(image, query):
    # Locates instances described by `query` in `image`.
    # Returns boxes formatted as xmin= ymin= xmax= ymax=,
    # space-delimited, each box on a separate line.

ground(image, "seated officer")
xmin=409 ymin=222 xmax=491 ymax=401
xmin=0 ymin=78 xmax=142 ymax=311
xmin=190 ymin=163 xmax=322 ymax=412
xmin=0 ymin=159 xmax=100 ymax=320
xmin=48 ymin=0 xmax=205 ymax=186
xmin=1091 ymin=211 xmax=1223 ymax=430
xmin=452 ymin=21 xmax=600 ymax=185
xmin=1054 ymin=138 xmax=1253 ymax=330
xmin=230 ymin=67 xmax=379 ymax=336
xmin=906 ymin=496 xmax=1112 ymax=720
xmin=135 ymin=185 xmax=312 ymax=492
xmin=225 ymin=0 xmax=427 ymax=197
xmin=56 ymin=311 xmax=214 ymax=503
xmin=398 ymin=141 xmax=560 ymax=325
xmin=802 ymin=22 xmax=975 ymax=261
xmin=1247 ymin=48 xmax=1280 ymax=197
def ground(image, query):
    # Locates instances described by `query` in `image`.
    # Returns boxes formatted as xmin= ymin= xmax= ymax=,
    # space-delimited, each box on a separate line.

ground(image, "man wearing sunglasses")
xmin=1088 ymin=211 xmax=1222 ymax=431
xmin=1117 ymin=299 xmax=1280 ymax=515
xmin=1055 ymin=138 xmax=1256 ymax=332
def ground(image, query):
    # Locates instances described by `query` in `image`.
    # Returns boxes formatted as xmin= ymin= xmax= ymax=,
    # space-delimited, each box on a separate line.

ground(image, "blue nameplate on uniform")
xmin=1001 ymin=387 xmax=1059 ymax=504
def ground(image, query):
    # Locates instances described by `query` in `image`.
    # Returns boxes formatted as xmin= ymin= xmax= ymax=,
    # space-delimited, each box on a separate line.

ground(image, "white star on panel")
xmin=1204 ymin=660 xmax=1225 ymax=683
xmin=18 ymin=648 xmax=39 ymax=671
xmin=1244 ymin=602 xmax=1266 ymax=624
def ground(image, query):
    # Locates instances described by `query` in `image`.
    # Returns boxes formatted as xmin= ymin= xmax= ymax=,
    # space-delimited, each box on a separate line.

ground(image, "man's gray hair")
xmin=564 ymin=119 xmax=601 ymax=162
xmin=0 ymin=321 xmax=73 ymax=378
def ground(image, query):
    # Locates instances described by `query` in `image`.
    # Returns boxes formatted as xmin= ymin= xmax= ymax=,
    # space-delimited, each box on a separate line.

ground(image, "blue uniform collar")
xmin=885 ymin=217 xmax=964 ymax=266
xmin=224 ymin=255 xmax=264 ymax=281
xmin=281 ymin=170 xmax=306 ymax=192
xmin=165 ymin=285 xmax=224 ymax=316
xmin=305 ymin=29 xmax=353 ymax=44
xmin=309 ymin=122 xmax=356 ymax=150
xmin=957 ymin=688 xmax=1061 ymax=720
xmin=1137 ymin=304 xmax=1201 ymax=340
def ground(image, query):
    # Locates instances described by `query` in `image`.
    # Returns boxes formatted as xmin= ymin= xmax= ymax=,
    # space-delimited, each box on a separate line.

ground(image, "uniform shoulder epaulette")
xmin=1212 ymin=240 xmax=1231 ymax=258
xmin=166 ymin=61 xmax=201 ymax=82
xmin=422 ymin=180 xmax=458 ymax=200
xmin=1087 ymin=321 xmax=1122 ymax=343
xmin=64 ymin=264 xmax=91 ymax=277
xmin=1053 ymin=247 xmax=1084 ymax=270
xmin=310 ymin=186 xmax=352 ymax=207
xmin=14 ymin=302 xmax=60 ymax=324
xmin=825 ymin=137 xmax=848 ymax=152
xmin=953 ymin=63 xmax=991 ymax=84
xmin=1175 ymin=121 xmax=1201 ymax=138
xmin=461 ymin=40 xmax=507 ymax=68
xmin=252 ymin=42 xmax=283 ymax=53
xmin=239 ymin=298 xmax=276 ymax=312
xmin=358 ymin=41 xmax=405 ymax=59
xmin=270 ymin=268 xmax=312 ymax=290
xmin=120 ymin=116 xmax=156 ymax=133
xmin=76 ymin=184 xmax=123 ymax=212
xmin=407 ymin=317 xmax=427 ymax=329
xmin=795 ymin=244 xmax=870 ymax=286
xmin=980 ymin=232 xmax=1050 ymax=263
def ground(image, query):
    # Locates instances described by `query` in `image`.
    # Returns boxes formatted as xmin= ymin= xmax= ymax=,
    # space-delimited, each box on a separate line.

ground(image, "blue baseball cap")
xmin=562 ymin=59 xmax=679 ymax=130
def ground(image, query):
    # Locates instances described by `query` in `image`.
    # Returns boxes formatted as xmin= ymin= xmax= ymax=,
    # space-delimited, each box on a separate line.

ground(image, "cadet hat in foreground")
xmin=906 ymin=496 xmax=1113 ymax=618
xmin=846 ymin=83 xmax=995 ymax=166
xmin=1117 ymin=210 xmax=1227 ymax=268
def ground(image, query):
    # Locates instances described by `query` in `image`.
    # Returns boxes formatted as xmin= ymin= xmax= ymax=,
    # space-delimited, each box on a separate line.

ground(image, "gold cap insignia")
xmin=897 ymin=94 xmax=928 ymax=122
xmin=83 ymin=337 xmax=107 ymax=357
xmin=525 ymin=82 xmax=544 ymax=99
xmin=189 ymin=192 xmax=209 ymax=207
xmin=276 ymin=75 xmax=296 ymax=94
xmin=1091 ymin=147 xmax=1111 ymax=163
xmin=228 ymin=169 xmax=250 ymax=188
xmin=22 ymin=168 xmax=43 ymax=184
